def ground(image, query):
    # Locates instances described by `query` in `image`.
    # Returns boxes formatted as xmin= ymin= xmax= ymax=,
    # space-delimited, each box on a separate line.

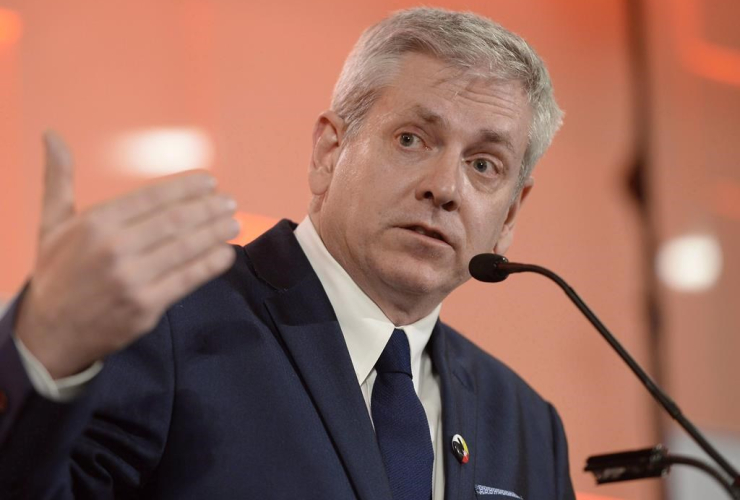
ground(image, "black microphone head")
xmin=469 ymin=253 xmax=510 ymax=283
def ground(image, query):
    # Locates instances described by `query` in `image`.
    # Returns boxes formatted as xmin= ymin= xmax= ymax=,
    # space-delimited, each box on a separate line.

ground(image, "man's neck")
xmin=306 ymin=212 xmax=443 ymax=326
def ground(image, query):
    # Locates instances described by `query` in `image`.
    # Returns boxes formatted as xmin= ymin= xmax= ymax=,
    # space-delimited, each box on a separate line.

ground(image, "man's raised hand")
xmin=15 ymin=131 xmax=239 ymax=379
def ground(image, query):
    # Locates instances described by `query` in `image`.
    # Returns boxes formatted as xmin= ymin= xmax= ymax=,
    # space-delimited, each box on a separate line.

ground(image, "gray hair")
xmin=331 ymin=7 xmax=563 ymax=184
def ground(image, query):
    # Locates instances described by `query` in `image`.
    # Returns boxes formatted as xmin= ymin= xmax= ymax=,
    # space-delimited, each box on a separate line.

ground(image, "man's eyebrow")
xmin=477 ymin=129 xmax=516 ymax=154
xmin=406 ymin=105 xmax=517 ymax=154
xmin=409 ymin=105 xmax=447 ymax=126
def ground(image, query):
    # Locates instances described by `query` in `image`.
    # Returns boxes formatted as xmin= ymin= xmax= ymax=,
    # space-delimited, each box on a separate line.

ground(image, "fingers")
xmin=40 ymin=130 xmax=75 ymax=241
xmin=96 ymin=171 xmax=217 ymax=226
xmin=118 ymin=192 xmax=237 ymax=256
xmin=128 ymin=208 xmax=240 ymax=286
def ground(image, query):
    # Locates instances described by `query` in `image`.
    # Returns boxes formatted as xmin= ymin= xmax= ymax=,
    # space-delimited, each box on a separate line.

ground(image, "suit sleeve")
xmin=548 ymin=403 xmax=576 ymax=500
xmin=0 ymin=294 xmax=175 ymax=499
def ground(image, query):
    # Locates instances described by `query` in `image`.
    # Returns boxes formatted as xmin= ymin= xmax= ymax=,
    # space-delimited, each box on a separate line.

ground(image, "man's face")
xmin=310 ymin=53 xmax=533 ymax=316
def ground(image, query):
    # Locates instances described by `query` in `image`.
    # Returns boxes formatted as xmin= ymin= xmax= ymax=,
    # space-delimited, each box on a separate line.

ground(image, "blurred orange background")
xmin=1 ymin=1 xmax=738 ymax=499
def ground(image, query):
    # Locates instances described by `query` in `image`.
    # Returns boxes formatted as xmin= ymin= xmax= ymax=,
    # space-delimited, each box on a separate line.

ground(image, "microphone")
xmin=468 ymin=254 xmax=511 ymax=282
xmin=468 ymin=253 xmax=740 ymax=498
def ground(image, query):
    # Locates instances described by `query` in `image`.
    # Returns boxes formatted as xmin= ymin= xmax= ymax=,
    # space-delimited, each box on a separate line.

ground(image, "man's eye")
xmin=472 ymin=158 xmax=495 ymax=174
xmin=398 ymin=133 xmax=421 ymax=148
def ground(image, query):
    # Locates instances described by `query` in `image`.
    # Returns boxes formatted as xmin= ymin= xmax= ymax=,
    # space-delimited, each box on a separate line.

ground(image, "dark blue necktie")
xmin=371 ymin=329 xmax=434 ymax=500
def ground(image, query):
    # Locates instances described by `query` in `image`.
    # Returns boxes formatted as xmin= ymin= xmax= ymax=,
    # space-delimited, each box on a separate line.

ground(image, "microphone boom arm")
xmin=481 ymin=258 xmax=740 ymax=495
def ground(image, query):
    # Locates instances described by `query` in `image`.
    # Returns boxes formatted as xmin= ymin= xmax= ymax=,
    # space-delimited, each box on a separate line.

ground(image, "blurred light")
xmin=675 ymin=0 xmax=740 ymax=87
xmin=0 ymin=8 xmax=22 ymax=47
xmin=112 ymin=127 xmax=213 ymax=176
xmin=229 ymin=212 xmax=278 ymax=246
xmin=657 ymin=234 xmax=722 ymax=292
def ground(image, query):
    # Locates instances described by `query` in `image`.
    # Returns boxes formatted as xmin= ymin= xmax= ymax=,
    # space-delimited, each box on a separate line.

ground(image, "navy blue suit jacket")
xmin=0 ymin=220 xmax=575 ymax=499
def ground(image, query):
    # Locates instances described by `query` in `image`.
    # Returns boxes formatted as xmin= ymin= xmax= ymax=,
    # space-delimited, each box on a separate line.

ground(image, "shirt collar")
xmin=294 ymin=216 xmax=441 ymax=389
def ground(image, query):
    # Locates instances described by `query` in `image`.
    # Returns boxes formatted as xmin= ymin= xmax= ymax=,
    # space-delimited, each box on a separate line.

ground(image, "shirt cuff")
xmin=12 ymin=335 xmax=103 ymax=402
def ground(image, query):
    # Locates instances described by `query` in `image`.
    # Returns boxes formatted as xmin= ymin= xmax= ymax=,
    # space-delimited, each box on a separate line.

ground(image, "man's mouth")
xmin=403 ymin=225 xmax=449 ymax=245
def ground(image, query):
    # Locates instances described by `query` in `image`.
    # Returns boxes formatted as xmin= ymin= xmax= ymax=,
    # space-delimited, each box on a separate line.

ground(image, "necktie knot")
xmin=375 ymin=329 xmax=412 ymax=377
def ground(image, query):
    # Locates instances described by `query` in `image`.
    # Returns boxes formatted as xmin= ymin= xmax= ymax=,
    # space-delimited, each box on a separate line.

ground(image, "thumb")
xmin=40 ymin=130 xmax=76 ymax=241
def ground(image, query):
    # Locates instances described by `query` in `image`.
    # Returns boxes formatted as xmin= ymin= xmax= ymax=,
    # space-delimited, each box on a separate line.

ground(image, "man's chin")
xmin=374 ymin=261 xmax=459 ymax=298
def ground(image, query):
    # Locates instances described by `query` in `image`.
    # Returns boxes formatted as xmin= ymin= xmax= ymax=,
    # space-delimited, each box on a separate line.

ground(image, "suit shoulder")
xmin=438 ymin=321 xmax=552 ymax=410
xmin=437 ymin=322 xmax=575 ymax=498
xmin=170 ymin=219 xmax=302 ymax=316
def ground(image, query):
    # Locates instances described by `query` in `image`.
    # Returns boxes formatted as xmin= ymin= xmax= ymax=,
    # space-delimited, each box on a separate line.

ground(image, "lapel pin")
xmin=451 ymin=434 xmax=469 ymax=464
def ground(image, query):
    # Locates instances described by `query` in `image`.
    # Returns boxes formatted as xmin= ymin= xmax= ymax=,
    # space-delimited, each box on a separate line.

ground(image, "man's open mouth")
xmin=404 ymin=225 xmax=448 ymax=244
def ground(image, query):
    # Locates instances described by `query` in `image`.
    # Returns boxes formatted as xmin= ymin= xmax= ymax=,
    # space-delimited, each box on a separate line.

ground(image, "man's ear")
xmin=309 ymin=110 xmax=345 ymax=196
xmin=493 ymin=177 xmax=534 ymax=255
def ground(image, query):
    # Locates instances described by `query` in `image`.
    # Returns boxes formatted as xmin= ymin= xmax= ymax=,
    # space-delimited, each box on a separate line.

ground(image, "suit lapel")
xmin=247 ymin=221 xmax=392 ymax=500
xmin=431 ymin=323 xmax=478 ymax=500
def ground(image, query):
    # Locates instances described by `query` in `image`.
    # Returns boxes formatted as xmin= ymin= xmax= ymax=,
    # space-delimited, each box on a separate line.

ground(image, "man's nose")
xmin=415 ymin=152 xmax=462 ymax=211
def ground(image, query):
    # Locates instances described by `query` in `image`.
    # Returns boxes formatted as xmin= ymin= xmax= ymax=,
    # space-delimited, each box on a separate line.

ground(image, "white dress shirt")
xmin=13 ymin=334 xmax=101 ymax=402
xmin=294 ymin=217 xmax=445 ymax=499
xmin=15 ymin=216 xmax=446 ymax=498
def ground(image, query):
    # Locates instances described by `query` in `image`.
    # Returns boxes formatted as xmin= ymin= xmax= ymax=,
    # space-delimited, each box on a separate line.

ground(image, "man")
xmin=0 ymin=7 xmax=574 ymax=499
